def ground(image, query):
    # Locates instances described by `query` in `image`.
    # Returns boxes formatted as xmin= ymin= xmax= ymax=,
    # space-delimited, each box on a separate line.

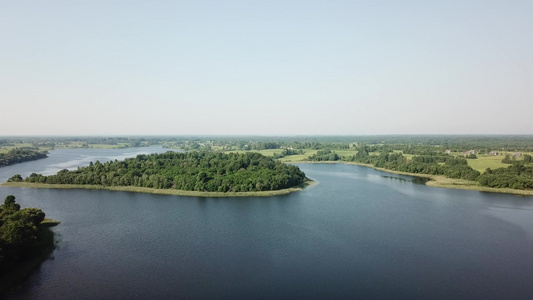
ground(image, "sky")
xmin=1 ymin=0 xmax=532 ymax=136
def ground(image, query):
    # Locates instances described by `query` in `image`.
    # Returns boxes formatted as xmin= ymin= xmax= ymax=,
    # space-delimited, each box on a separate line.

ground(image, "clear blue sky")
xmin=1 ymin=0 xmax=532 ymax=135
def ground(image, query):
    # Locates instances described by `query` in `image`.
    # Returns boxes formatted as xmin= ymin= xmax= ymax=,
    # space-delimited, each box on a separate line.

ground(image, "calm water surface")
xmin=2 ymin=148 xmax=533 ymax=299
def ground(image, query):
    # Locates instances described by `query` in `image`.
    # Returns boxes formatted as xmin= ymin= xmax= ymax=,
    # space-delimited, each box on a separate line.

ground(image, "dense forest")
xmin=339 ymin=146 xmax=533 ymax=190
xmin=17 ymin=151 xmax=307 ymax=192
xmin=0 ymin=148 xmax=48 ymax=167
xmin=0 ymin=196 xmax=49 ymax=273
xmin=343 ymin=147 xmax=481 ymax=181
xmin=478 ymin=162 xmax=533 ymax=190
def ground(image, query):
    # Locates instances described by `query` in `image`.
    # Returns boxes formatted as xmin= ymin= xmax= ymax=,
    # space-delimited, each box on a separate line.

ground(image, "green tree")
xmin=0 ymin=195 xmax=49 ymax=272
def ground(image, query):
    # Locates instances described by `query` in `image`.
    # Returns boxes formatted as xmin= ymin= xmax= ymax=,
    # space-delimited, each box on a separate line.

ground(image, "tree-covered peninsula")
xmin=16 ymin=151 xmax=307 ymax=193
xmin=0 ymin=148 xmax=48 ymax=167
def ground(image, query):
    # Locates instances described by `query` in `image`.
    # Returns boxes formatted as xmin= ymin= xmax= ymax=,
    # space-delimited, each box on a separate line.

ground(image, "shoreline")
xmin=1 ymin=180 xmax=314 ymax=198
xmin=293 ymin=161 xmax=533 ymax=196
xmin=3 ymin=160 xmax=531 ymax=196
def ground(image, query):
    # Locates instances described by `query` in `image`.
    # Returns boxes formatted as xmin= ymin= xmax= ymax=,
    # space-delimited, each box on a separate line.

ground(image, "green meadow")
xmin=224 ymin=149 xmax=357 ymax=162
xmin=0 ymin=143 xmax=36 ymax=153
xmin=466 ymin=155 xmax=510 ymax=172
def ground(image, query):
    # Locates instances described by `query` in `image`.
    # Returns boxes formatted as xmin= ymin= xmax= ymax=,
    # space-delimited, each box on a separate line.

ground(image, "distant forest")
xmin=0 ymin=148 xmax=48 ymax=167
xmin=2 ymin=135 xmax=533 ymax=152
xmin=2 ymin=135 xmax=533 ymax=191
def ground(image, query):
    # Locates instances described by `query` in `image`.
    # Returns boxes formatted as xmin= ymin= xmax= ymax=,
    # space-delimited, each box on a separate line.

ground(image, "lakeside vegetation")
xmin=0 ymin=148 xmax=48 ymax=167
xmin=344 ymin=163 xmax=533 ymax=196
xmin=2 ymin=135 xmax=532 ymax=195
xmin=0 ymin=196 xmax=58 ymax=294
xmin=0 ymin=137 xmax=153 ymax=151
xmin=2 ymin=180 xmax=312 ymax=197
xmin=205 ymin=136 xmax=533 ymax=194
xmin=343 ymin=147 xmax=533 ymax=191
xmin=12 ymin=151 xmax=307 ymax=193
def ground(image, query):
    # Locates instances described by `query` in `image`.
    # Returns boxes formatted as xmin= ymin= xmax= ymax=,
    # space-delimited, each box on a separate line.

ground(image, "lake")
xmin=2 ymin=147 xmax=533 ymax=299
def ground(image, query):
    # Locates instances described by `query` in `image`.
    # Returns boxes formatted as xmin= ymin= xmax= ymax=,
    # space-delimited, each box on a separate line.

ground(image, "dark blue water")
xmin=2 ymin=149 xmax=533 ymax=299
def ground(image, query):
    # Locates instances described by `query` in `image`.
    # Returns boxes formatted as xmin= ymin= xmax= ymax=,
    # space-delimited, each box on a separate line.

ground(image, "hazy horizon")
xmin=2 ymin=133 xmax=533 ymax=139
xmin=2 ymin=1 xmax=532 ymax=135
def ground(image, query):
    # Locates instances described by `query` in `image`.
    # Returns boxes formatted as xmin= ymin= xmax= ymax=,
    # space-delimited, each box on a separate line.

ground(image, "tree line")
xmin=306 ymin=150 xmax=340 ymax=162
xmin=18 ymin=151 xmax=307 ymax=193
xmin=0 ymin=148 xmax=48 ymax=167
xmin=344 ymin=147 xmax=481 ymax=181
xmin=4 ymin=135 xmax=532 ymax=153
xmin=272 ymin=148 xmax=304 ymax=159
xmin=479 ymin=162 xmax=533 ymax=190
xmin=329 ymin=145 xmax=533 ymax=190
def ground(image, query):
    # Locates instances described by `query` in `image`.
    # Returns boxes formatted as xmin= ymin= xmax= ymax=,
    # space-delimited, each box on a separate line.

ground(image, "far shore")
xmin=293 ymin=161 xmax=533 ymax=196
xmin=1 ymin=180 xmax=315 ymax=198
xmin=3 ymin=161 xmax=532 ymax=196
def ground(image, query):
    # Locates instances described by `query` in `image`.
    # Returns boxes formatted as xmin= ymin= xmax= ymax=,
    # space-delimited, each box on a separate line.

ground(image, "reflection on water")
xmin=381 ymin=174 xmax=431 ymax=185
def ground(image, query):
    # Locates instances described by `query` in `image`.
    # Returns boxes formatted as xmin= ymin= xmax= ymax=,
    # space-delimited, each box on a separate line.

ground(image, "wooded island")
xmin=9 ymin=151 xmax=307 ymax=194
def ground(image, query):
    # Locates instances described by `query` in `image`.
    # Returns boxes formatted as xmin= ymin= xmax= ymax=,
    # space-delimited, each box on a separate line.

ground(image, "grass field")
xmin=279 ymin=151 xmax=317 ymax=162
xmin=87 ymin=143 xmax=130 ymax=149
xmin=223 ymin=149 xmax=357 ymax=162
xmin=0 ymin=142 xmax=130 ymax=153
xmin=331 ymin=149 xmax=357 ymax=157
xmin=0 ymin=143 xmax=37 ymax=153
xmin=55 ymin=142 xmax=131 ymax=149
xmin=224 ymin=149 xmax=279 ymax=156
xmin=403 ymin=154 xmax=414 ymax=160
xmin=466 ymin=155 xmax=510 ymax=172
xmin=224 ymin=149 xmax=315 ymax=161
xmin=397 ymin=151 xmax=530 ymax=173
xmin=465 ymin=152 xmax=532 ymax=172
